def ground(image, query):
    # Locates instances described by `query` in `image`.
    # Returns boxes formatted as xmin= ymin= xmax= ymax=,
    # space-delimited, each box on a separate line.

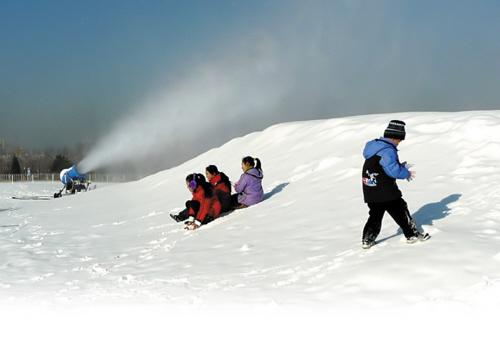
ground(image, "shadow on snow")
xmin=375 ymin=193 xmax=462 ymax=245
xmin=263 ymin=182 xmax=289 ymax=201
xmin=211 ymin=182 xmax=290 ymax=221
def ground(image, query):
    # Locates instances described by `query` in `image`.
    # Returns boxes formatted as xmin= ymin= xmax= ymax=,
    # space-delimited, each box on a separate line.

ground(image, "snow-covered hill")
xmin=2 ymin=111 xmax=500 ymax=309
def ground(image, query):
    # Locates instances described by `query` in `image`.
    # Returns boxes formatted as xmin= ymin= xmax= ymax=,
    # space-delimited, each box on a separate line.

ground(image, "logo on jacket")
xmin=363 ymin=170 xmax=379 ymax=187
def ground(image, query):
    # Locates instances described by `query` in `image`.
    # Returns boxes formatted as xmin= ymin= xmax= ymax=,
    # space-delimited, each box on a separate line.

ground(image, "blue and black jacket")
xmin=362 ymin=138 xmax=410 ymax=203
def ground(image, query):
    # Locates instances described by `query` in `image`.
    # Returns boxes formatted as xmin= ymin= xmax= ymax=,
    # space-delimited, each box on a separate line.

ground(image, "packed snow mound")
xmin=2 ymin=110 xmax=500 ymax=308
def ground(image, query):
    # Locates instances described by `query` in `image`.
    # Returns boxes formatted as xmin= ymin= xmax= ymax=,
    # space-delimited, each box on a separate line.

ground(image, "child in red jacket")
xmin=205 ymin=165 xmax=232 ymax=213
xmin=170 ymin=173 xmax=221 ymax=229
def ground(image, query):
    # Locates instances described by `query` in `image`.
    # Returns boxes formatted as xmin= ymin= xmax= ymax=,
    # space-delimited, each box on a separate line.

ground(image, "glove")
xmin=184 ymin=222 xmax=199 ymax=230
xmin=184 ymin=220 xmax=202 ymax=230
xmin=402 ymin=161 xmax=414 ymax=170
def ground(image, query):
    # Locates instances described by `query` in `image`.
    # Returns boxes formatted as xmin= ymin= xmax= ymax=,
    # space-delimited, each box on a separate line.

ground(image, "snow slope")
xmin=2 ymin=111 xmax=500 ymax=309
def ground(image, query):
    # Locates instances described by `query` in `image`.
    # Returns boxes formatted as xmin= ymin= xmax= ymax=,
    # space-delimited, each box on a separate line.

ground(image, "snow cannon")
xmin=55 ymin=165 xmax=88 ymax=198
xmin=60 ymin=165 xmax=87 ymax=184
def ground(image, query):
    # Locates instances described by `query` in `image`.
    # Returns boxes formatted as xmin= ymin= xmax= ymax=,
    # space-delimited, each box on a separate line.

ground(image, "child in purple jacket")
xmin=231 ymin=156 xmax=264 ymax=209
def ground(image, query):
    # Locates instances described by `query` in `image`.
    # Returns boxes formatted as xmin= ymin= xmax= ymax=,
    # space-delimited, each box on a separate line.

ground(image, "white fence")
xmin=0 ymin=173 xmax=137 ymax=183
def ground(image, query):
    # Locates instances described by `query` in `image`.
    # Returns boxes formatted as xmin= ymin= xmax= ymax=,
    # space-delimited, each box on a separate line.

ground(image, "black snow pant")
xmin=230 ymin=193 xmax=248 ymax=210
xmin=217 ymin=191 xmax=232 ymax=213
xmin=362 ymin=197 xmax=418 ymax=242
xmin=175 ymin=200 xmax=213 ymax=224
xmin=175 ymin=200 xmax=200 ymax=221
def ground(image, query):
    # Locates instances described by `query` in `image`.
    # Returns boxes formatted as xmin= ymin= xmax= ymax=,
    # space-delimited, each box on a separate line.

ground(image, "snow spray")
xmin=78 ymin=48 xmax=290 ymax=174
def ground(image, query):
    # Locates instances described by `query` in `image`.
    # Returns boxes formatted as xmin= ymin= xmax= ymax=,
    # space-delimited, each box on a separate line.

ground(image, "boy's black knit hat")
xmin=384 ymin=120 xmax=406 ymax=140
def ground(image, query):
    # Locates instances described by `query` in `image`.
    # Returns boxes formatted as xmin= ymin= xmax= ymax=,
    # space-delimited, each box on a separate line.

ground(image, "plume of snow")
xmin=79 ymin=44 xmax=291 ymax=173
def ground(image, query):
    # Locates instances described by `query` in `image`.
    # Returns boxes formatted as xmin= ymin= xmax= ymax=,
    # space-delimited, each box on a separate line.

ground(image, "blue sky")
xmin=2 ymin=0 xmax=500 ymax=149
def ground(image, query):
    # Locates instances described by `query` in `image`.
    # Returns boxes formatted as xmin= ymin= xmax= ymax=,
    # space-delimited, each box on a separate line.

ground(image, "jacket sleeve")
xmin=195 ymin=192 xmax=210 ymax=224
xmin=379 ymin=148 xmax=410 ymax=179
xmin=234 ymin=174 xmax=248 ymax=194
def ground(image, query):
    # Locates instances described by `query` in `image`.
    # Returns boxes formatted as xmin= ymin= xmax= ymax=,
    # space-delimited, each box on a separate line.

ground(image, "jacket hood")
xmin=246 ymin=168 xmax=263 ymax=179
xmin=363 ymin=138 xmax=397 ymax=159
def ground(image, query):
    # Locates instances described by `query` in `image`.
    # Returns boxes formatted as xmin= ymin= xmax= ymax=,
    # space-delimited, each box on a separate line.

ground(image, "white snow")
xmin=2 ymin=111 xmax=500 ymax=361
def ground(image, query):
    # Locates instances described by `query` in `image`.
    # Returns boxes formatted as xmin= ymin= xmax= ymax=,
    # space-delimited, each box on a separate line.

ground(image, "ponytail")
xmin=219 ymin=172 xmax=231 ymax=191
xmin=197 ymin=173 xmax=213 ymax=197
xmin=255 ymin=158 xmax=262 ymax=172
xmin=242 ymin=156 xmax=262 ymax=172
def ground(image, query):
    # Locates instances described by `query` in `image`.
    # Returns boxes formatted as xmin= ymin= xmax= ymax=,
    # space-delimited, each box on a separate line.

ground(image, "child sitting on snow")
xmin=170 ymin=173 xmax=221 ymax=230
xmin=231 ymin=156 xmax=264 ymax=209
xmin=205 ymin=165 xmax=232 ymax=213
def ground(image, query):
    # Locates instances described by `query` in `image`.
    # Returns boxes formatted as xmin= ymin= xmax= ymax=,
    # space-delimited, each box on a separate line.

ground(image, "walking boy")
xmin=361 ymin=120 xmax=429 ymax=249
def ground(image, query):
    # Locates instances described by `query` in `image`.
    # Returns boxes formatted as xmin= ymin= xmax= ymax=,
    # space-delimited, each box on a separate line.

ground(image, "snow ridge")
xmin=2 ymin=110 xmax=500 ymax=309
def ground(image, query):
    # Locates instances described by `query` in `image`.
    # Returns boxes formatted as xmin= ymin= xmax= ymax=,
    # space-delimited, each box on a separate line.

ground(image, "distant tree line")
xmin=0 ymin=143 xmax=88 ymax=174
xmin=0 ymin=154 xmax=74 ymax=174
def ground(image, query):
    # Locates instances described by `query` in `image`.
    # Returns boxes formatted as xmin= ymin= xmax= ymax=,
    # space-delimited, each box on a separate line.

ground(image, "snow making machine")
xmin=56 ymin=165 xmax=90 ymax=198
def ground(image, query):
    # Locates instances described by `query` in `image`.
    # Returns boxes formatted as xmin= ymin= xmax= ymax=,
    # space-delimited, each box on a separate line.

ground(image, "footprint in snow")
xmin=89 ymin=264 xmax=109 ymax=276
xmin=164 ymin=244 xmax=175 ymax=252
xmin=119 ymin=274 xmax=136 ymax=283
xmin=138 ymin=211 xmax=164 ymax=220
xmin=306 ymin=255 xmax=327 ymax=262
xmin=239 ymin=244 xmax=253 ymax=252
xmin=148 ymin=237 xmax=167 ymax=245
xmin=30 ymin=273 xmax=54 ymax=282
xmin=147 ymin=223 xmax=172 ymax=231
xmin=22 ymin=242 xmax=42 ymax=249
xmin=55 ymin=249 xmax=68 ymax=258
xmin=335 ymin=249 xmax=357 ymax=258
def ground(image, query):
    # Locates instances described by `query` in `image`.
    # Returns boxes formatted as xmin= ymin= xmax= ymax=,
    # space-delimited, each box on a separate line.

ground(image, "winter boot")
xmin=406 ymin=232 xmax=430 ymax=244
xmin=362 ymin=238 xmax=376 ymax=249
xmin=416 ymin=232 xmax=431 ymax=241
xmin=170 ymin=213 xmax=182 ymax=223
xmin=170 ymin=208 xmax=190 ymax=223
xmin=362 ymin=229 xmax=378 ymax=249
